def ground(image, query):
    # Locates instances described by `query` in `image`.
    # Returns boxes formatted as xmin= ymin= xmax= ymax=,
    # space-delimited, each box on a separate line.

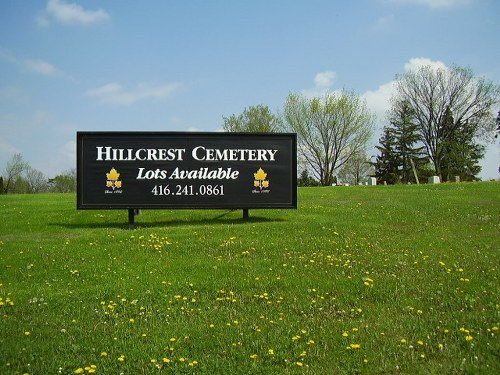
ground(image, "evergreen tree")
xmin=298 ymin=169 xmax=318 ymax=187
xmin=373 ymin=126 xmax=400 ymax=184
xmin=389 ymin=101 xmax=428 ymax=183
xmin=374 ymin=101 xmax=429 ymax=184
xmin=440 ymin=107 xmax=484 ymax=181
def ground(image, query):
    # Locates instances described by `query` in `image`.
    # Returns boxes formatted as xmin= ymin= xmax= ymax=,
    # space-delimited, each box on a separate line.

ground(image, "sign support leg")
xmin=243 ymin=208 xmax=249 ymax=221
xmin=128 ymin=208 xmax=135 ymax=229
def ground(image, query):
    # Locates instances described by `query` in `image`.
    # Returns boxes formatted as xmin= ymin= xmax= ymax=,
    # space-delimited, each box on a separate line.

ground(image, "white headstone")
xmin=428 ymin=176 xmax=440 ymax=184
xmin=367 ymin=177 xmax=377 ymax=186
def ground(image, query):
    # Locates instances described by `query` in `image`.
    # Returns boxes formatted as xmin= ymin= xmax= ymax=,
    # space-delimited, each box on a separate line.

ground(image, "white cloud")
xmin=0 ymin=48 xmax=72 ymax=79
xmin=40 ymin=0 xmax=110 ymax=26
xmin=302 ymin=70 xmax=338 ymax=97
xmin=298 ymin=59 xmax=450 ymax=124
xmin=404 ymin=57 xmax=448 ymax=72
xmin=361 ymin=57 xmax=451 ymax=127
xmin=314 ymin=71 xmax=336 ymax=88
xmin=86 ymin=82 xmax=183 ymax=105
xmin=24 ymin=59 xmax=60 ymax=76
xmin=362 ymin=80 xmax=396 ymax=124
xmin=386 ymin=0 xmax=473 ymax=9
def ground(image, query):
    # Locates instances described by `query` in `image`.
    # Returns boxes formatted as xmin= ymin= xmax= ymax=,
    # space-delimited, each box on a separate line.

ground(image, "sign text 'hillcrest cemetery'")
xmin=77 ymin=132 xmax=297 ymax=210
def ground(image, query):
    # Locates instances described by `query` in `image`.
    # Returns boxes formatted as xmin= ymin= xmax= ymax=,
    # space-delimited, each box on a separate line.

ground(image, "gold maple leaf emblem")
xmin=253 ymin=168 xmax=270 ymax=190
xmin=106 ymin=168 xmax=120 ymax=181
xmin=254 ymin=168 xmax=267 ymax=181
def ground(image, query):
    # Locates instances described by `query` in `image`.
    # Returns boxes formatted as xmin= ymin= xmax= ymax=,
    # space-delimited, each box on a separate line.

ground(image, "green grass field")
xmin=1 ymin=182 xmax=499 ymax=374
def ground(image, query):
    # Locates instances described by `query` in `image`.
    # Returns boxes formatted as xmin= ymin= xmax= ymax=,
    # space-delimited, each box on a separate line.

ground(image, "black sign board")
xmin=77 ymin=132 xmax=297 ymax=212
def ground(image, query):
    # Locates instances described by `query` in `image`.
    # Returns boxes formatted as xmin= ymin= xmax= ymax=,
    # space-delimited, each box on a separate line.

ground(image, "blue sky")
xmin=1 ymin=0 xmax=499 ymax=179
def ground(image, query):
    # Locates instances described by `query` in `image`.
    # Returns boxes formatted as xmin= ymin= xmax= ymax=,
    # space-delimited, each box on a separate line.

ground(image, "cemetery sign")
xmin=77 ymin=132 xmax=297 ymax=222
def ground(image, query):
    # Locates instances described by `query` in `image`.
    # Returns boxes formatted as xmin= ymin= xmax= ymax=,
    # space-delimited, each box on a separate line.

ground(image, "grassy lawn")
xmin=1 ymin=182 xmax=499 ymax=374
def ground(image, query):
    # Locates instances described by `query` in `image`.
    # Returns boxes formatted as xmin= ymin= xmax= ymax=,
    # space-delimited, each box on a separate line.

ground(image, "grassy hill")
xmin=1 ymin=182 xmax=499 ymax=374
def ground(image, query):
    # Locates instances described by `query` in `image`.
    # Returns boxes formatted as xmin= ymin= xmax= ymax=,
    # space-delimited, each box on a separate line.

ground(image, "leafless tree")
xmin=392 ymin=65 xmax=500 ymax=178
xmin=2 ymin=153 xmax=27 ymax=193
xmin=25 ymin=166 xmax=48 ymax=193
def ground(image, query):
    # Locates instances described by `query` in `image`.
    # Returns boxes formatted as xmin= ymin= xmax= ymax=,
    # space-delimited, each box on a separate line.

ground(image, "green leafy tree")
xmin=283 ymin=91 xmax=374 ymax=186
xmin=49 ymin=168 xmax=76 ymax=193
xmin=222 ymin=104 xmax=281 ymax=133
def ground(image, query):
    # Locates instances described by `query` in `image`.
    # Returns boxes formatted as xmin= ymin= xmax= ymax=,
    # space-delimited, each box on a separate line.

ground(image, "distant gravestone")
xmin=454 ymin=176 xmax=460 ymax=183
xmin=367 ymin=177 xmax=377 ymax=186
xmin=428 ymin=176 xmax=440 ymax=184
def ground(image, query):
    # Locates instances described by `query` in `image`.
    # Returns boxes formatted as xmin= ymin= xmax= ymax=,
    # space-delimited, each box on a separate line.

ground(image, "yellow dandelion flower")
xmin=250 ymin=354 xmax=258 ymax=359
xmin=100 ymin=352 xmax=107 ymax=357
xmin=465 ymin=335 xmax=473 ymax=342
xmin=74 ymin=368 xmax=84 ymax=374
xmin=162 ymin=358 xmax=171 ymax=363
xmin=296 ymin=361 xmax=304 ymax=367
xmin=400 ymin=339 xmax=407 ymax=344
xmin=342 ymin=332 xmax=349 ymax=337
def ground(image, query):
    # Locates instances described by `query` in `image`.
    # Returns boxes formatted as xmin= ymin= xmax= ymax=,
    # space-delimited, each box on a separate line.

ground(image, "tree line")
xmin=0 ymin=153 xmax=76 ymax=194
xmin=224 ymin=63 xmax=499 ymax=185
xmin=2 ymin=63 xmax=498 ymax=193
